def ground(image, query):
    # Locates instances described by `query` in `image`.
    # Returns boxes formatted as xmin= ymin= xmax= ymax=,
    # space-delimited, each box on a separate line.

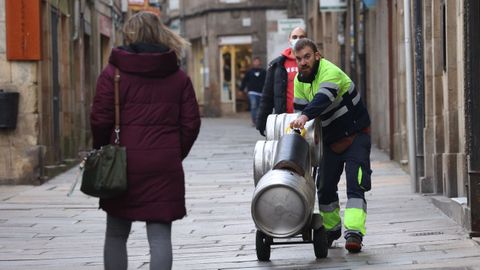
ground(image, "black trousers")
xmin=317 ymin=132 xmax=372 ymax=207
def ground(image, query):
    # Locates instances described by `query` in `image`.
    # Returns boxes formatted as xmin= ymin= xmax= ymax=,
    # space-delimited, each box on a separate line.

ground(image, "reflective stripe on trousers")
xmin=319 ymin=199 xmax=366 ymax=236
xmin=344 ymin=198 xmax=367 ymax=236
xmin=316 ymin=132 xmax=371 ymax=236
xmin=319 ymin=201 xmax=341 ymax=232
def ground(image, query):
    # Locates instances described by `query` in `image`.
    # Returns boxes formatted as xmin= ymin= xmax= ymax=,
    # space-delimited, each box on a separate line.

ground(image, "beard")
xmin=297 ymin=60 xmax=320 ymax=83
xmin=299 ymin=66 xmax=312 ymax=77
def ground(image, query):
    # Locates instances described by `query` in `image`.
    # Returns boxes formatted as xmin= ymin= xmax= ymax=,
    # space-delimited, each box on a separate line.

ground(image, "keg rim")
xmin=251 ymin=183 xmax=311 ymax=238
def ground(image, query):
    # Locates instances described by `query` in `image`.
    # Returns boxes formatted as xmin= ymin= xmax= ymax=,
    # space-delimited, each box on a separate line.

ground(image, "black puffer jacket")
xmin=256 ymin=55 xmax=288 ymax=135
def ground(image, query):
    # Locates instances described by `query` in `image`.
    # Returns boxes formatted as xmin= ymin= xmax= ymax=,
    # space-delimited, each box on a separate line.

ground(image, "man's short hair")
xmin=289 ymin=27 xmax=306 ymax=39
xmin=293 ymin=38 xmax=318 ymax=54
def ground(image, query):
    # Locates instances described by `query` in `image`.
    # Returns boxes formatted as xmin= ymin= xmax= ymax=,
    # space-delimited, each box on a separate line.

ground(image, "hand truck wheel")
xmin=255 ymin=230 xmax=271 ymax=261
xmin=313 ymin=227 xmax=328 ymax=258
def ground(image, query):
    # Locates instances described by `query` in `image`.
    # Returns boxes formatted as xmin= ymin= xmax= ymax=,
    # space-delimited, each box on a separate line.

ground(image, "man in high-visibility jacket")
xmin=289 ymin=38 xmax=372 ymax=253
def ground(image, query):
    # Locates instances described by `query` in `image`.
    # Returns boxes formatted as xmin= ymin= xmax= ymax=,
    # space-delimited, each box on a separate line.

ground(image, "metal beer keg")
xmin=251 ymin=169 xmax=316 ymax=238
xmin=265 ymin=113 xmax=299 ymax=141
xmin=252 ymin=113 xmax=330 ymax=261
xmin=265 ymin=113 xmax=323 ymax=166
xmin=272 ymin=133 xmax=310 ymax=177
xmin=253 ymin=140 xmax=278 ymax=185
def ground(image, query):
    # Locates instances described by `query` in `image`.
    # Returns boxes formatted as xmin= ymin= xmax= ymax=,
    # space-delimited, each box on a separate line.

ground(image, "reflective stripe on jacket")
xmin=294 ymin=58 xmax=370 ymax=145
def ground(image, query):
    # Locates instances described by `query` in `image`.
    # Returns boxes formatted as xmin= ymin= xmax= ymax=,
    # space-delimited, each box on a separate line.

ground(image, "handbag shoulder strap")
xmin=114 ymin=68 xmax=121 ymax=144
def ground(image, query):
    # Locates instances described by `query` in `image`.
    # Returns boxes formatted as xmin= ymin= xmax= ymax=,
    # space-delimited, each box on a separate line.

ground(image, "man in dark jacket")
xmin=290 ymin=38 xmax=371 ymax=253
xmin=255 ymin=27 xmax=306 ymax=135
xmin=240 ymin=57 xmax=266 ymax=126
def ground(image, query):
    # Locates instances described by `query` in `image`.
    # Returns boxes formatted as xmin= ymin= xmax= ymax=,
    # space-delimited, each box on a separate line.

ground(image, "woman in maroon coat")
xmin=90 ymin=12 xmax=200 ymax=270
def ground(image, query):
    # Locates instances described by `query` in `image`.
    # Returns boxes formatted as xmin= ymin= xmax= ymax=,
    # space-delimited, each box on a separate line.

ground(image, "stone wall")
xmin=364 ymin=0 xmax=390 ymax=152
xmin=179 ymin=0 xmax=289 ymax=116
xmin=0 ymin=0 xmax=41 ymax=184
xmin=0 ymin=0 xmax=124 ymax=185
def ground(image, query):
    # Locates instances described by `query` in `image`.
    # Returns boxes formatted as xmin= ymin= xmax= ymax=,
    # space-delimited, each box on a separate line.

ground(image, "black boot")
xmin=344 ymin=232 xmax=362 ymax=253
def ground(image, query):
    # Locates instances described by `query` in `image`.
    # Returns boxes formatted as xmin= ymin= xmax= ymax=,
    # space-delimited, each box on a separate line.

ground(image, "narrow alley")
xmin=1 ymin=114 xmax=479 ymax=270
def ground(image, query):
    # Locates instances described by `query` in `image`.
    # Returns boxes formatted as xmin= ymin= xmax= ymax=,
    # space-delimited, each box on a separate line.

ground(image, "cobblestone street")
xmin=1 ymin=114 xmax=480 ymax=270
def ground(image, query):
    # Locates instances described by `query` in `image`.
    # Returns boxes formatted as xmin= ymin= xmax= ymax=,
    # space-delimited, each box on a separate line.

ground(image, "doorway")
xmin=219 ymin=44 xmax=252 ymax=113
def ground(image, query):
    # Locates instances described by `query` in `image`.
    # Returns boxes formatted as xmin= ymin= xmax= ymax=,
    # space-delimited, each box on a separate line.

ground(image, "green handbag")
xmin=80 ymin=68 xmax=128 ymax=199
xmin=80 ymin=144 xmax=127 ymax=198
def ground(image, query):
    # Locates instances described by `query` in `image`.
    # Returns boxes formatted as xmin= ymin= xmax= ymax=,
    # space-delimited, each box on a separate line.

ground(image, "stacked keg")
xmin=251 ymin=113 xmax=323 ymax=238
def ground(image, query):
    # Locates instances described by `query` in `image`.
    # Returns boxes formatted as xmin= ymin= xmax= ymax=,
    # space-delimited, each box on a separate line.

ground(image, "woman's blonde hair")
xmin=123 ymin=11 xmax=190 ymax=59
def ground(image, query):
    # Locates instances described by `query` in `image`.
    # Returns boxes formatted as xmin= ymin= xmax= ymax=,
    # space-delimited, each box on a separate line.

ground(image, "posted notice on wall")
xmin=277 ymin=19 xmax=305 ymax=34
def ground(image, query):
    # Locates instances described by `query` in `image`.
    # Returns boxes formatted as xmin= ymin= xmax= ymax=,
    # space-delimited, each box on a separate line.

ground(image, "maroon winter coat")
xmin=90 ymin=46 xmax=201 ymax=222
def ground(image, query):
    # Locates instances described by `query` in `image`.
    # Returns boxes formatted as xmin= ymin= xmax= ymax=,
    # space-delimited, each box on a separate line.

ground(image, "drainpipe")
xmin=357 ymin=1 xmax=367 ymax=105
xmin=349 ymin=1 xmax=357 ymax=82
xmin=303 ymin=0 xmax=308 ymax=33
xmin=403 ymin=0 xmax=417 ymax=192
xmin=388 ymin=0 xmax=394 ymax=160
xmin=413 ymin=0 xmax=425 ymax=193
xmin=110 ymin=0 xmax=116 ymax=47
xmin=78 ymin=0 xmax=87 ymax=150
xmin=180 ymin=0 xmax=186 ymax=68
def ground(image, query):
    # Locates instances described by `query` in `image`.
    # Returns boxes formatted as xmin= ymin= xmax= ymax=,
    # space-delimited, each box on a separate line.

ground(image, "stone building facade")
xmin=306 ymin=0 xmax=480 ymax=235
xmin=164 ymin=0 xmax=305 ymax=116
xmin=0 ymin=0 xmax=125 ymax=184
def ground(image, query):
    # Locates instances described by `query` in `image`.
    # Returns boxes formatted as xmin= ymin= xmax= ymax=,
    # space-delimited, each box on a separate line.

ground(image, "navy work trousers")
xmin=316 ymin=132 xmax=372 ymax=206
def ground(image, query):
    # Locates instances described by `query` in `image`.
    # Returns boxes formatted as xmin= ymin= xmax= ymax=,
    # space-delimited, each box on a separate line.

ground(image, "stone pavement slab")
xmin=1 ymin=114 xmax=480 ymax=270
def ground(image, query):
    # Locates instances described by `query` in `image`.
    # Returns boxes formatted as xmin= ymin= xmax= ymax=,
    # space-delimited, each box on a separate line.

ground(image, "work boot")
xmin=327 ymin=229 xmax=341 ymax=247
xmin=345 ymin=233 xmax=362 ymax=253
